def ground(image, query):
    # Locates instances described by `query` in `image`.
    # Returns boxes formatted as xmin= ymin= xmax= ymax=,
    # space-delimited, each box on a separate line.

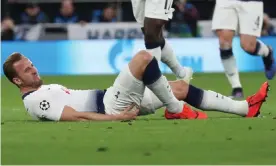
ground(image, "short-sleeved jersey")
xmin=22 ymin=84 xmax=105 ymax=121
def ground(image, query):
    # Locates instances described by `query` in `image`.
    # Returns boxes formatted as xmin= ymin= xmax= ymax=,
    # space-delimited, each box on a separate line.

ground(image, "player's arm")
xmin=60 ymin=105 xmax=139 ymax=121
xmin=30 ymin=93 xmax=138 ymax=121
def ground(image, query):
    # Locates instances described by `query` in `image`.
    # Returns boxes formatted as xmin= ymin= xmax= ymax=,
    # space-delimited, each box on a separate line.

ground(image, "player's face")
xmin=13 ymin=58 xmax=43 ymax=88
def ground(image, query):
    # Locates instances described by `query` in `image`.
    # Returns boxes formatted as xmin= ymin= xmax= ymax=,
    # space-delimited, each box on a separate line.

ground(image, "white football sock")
xmin=256 ymin=40 xmax=270 ymax=57
xmin=200 ymin=90 xmax=248 ymax=116
xmin=161 ymin=40 xmax=186 ymax=78
xmin=146 ymin=46 xmax=162 ymax=61
xmin=221 ymin=55 xmax=242 ymax=88
xmin=147 ymin=75 xmax=183 ymax=113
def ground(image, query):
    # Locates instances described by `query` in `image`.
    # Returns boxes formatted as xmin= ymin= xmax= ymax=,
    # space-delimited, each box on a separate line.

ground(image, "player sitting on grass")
xmin=3 ymin=52 xmax=270 ymax=121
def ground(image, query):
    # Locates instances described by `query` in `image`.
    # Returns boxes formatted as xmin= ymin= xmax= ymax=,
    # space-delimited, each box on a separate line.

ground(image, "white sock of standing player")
xmin=160 ymin=40 xmax=186 ymax=79
xmin=145 ymin=40 xmax=186 ymax=79
xmin=255 ymin=40 xmax=270 ymax=57
xmin=220 ymin=48 xmax=242 ymax=89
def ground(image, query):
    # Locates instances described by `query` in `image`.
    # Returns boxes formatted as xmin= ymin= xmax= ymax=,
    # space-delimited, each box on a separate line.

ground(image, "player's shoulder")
xmin=43 ymin=84 xmax=66 ymax=90
xmin=22 ymin=84 xmax=64 ymax=104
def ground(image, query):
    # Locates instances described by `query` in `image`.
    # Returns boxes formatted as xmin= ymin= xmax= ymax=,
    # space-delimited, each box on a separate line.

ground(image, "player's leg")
xmin=173 ymin=80 xmax=269 ymax=117
xmin=143 ymin=18 xmax=163 ymax=61
xmin=130 ymin=0 xmax=162 ymax=62
xmin=130 ymin=50 xmax=207 ymax=119
xmin=129 ymin=50 xmax=183 ymax=114
xmin=143 ymin=0 xmax=187 ymax=73
xmin=131 ymin=0 xmax=193 ymax=82
xmin=212 ymin=1 xmax=243 ymax=98
xmin=103 ymin=50 xmax=187 ymax=117
xmin=141 ymin=24 xmax=193 ymax=83
xmin=159 ymin=30 xmax=193 ymax=82
xmin=141 ymin=80 xmax=269 ymax=118
xmin=238 ymin=1 xmax=276 ymax=80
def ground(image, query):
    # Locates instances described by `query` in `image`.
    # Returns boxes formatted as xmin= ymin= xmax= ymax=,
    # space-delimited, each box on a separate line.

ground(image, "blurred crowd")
xmin=1 ymin=0 xmax=276 ymax=41
xmin=2 ymin=0 xmax=122 ymax=25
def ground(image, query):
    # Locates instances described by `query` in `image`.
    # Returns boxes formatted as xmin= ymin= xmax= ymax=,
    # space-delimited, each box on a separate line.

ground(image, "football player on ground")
xmin=212 ymin=0 xmax=276 ymax=98
xmin=131 ymin=0 xmax=193 ymax=83
xmin=3 ymin=52 xmax=269 ymax=121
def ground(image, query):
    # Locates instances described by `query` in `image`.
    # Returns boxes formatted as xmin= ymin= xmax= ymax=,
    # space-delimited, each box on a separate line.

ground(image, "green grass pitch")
xmin=1 ymin=73 xmax=276 ymax=165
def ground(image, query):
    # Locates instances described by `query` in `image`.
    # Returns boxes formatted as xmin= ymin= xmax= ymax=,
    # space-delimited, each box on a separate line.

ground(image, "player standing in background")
xmin=130 ymin=0 xmax=193 ymax=83
xmin=212 ymin=0 xmax=276 ymax=98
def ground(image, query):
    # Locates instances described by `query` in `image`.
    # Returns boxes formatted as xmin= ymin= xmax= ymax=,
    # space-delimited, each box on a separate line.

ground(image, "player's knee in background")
xmin=217 ymin=30 xmax=235 ymax=59
xmin=217 ymin=30 xmax=234 ymax=49
xmin=240 ymin=35 xmax=258 ymax=55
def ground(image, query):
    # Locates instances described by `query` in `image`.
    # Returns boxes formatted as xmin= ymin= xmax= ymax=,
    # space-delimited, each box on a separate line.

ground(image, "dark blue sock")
xmin=246 ymin=41 xmax=260 ymax=56
xmin=160 ymin=40 xmax=165 ymax=50
xmin=220 ymin=48 xmax=233 ymax=59
xmin=141 ymin=27 xmax=145 ymax=35
xmin=142 ymin=57 xmax=161 ymax=85
xmin=184 ymin=85 xmax=204 ymax=108
xmin=145 ymin=42 xmax=160 ymax=49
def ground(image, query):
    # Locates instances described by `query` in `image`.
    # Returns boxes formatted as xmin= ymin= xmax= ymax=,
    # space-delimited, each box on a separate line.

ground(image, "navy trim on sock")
xmin=185 ymin=85 xmax=204 ymax=108
xmin=252 ymin=41 xmax=261 ymax=55
xmin=145 ymin=42 xmax=160 ymax=49
xmin=141 ymin=27 xmax=145 ymax=35
xmin=245 ymin=41 xmax=261 ymax=56
xmin=142 ymin=57 xmax=162 ymax=85
xmin=220 ymin=48 xmax=233 ymax=59
xmin=160 ymin=40 xmax=165 ymax=50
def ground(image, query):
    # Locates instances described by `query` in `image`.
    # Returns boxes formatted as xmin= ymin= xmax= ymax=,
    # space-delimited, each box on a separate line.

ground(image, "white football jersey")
xmin=22 ymin=84 xmax=105 ymax=121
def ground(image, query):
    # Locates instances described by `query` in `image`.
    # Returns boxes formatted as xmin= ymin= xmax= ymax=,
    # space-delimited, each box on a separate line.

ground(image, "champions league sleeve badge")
xmin=39 ymin=100 xmax=50 ymax=111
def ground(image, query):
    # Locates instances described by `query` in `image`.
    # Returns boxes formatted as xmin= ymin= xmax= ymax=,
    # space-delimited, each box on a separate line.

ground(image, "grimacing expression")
xmin=13 ymin=58 xmax=43 ymax=88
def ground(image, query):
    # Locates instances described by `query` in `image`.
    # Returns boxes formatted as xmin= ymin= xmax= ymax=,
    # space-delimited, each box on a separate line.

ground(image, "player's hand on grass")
xmin=117 ymin=104 xmax=139 ymax=120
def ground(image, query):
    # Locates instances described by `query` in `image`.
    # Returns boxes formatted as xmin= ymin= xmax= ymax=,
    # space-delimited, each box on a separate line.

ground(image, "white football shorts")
xmin=131 ymin=0 xmax=175 ymax=27
xmin=103 ymin=65 xmax=157 ymax=115
xmin=212 ymin=0 xmax=263 ymax=37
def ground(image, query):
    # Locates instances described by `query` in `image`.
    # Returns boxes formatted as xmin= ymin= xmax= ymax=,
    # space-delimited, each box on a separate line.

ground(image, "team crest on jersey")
xmin=40 ymin=100 xmax=50 ymax=111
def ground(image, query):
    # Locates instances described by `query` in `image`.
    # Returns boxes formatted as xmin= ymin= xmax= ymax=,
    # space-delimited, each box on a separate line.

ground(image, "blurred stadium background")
xmin=1 ymin=0 xmax=276 ymax=165
xmin=1 ymin=0 xmax=276 ymax=74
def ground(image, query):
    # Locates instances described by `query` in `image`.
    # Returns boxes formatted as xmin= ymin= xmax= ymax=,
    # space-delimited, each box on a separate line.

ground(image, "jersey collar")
xmin=22 ymin=90 xmax=36 ymax=100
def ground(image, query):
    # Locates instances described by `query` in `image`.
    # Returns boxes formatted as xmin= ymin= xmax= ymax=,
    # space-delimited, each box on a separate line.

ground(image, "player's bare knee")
xmin=140 ymin=51 xmax=153 ymax=64
xmin=219 ymin=40 xmax=232 ymax=50
xmin=129 ymin=51 xmax=154 ymax=80
xmin=240 ymin=38 xmax=256 ymax=53
xmin=133 ymin=51 xmax=153 ymax=66
xmin=217 ymin=30 xmax=234 ymax=49
xmin=218 ymin=36 xmax=233 ymax=49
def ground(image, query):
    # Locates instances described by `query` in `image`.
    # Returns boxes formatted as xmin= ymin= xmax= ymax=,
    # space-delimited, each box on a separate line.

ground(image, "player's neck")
xmin=20 ymin=86 xmax=40 ymax=95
